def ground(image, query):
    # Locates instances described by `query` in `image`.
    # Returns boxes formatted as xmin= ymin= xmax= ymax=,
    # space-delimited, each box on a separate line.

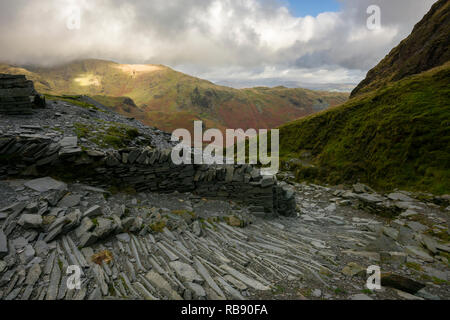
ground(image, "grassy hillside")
xmin=351 ymin=0 xmax=450 ymax=97
xmin=0 ymin=59 xmax=348 ymax=134
xmin=279 ymin=63 xmax=450 ymax=194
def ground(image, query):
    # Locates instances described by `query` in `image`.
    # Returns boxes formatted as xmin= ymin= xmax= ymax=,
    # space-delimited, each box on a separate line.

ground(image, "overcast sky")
xmin=0 ymin=0 xmax=438 ymax=89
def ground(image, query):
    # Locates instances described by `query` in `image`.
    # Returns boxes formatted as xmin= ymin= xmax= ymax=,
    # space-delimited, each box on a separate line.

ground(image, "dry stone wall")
xmin=0 ymin=74 xmax=37 ymax=115
xmin=0 ymin=134 xmax=296 ymax=218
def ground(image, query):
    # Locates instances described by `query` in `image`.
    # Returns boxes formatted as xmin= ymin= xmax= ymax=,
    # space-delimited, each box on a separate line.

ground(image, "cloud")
xmin=0 ymin=0 xmax=438 ymax=87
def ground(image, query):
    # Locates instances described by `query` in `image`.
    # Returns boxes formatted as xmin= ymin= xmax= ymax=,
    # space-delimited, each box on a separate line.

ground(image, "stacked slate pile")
xmin=0 ymin=74 xmax=40 ymax=115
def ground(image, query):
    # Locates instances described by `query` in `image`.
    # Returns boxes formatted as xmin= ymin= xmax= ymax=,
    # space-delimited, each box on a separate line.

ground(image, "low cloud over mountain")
xmin=0 ymin=0 xmax=437 ymax=87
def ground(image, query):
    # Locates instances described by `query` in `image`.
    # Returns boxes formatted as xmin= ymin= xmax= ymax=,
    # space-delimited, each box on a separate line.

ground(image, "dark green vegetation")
xmin=279 ymin=63 xmax=450 ymax=194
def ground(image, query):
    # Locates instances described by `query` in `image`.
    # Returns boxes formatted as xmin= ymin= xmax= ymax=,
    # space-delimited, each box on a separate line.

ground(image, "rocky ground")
xmin=0 ymin=173 xmax=448 ymax=300
xmin=0 ymin=97 xmax=449 ymax=300
xmin=0 ymin=96 xmax=174 ymax=153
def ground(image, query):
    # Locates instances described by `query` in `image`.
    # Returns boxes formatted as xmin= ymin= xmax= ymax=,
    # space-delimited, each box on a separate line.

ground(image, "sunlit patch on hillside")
xmin=74 ymin=74 xmax=101 ymax=87
xmin=115 ymin=64 xmax=163 ymax=76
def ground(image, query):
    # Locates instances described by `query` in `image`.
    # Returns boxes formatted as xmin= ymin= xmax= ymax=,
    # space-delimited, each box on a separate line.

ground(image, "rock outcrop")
xmin=0 ymin=74 xmax=40 ymax=115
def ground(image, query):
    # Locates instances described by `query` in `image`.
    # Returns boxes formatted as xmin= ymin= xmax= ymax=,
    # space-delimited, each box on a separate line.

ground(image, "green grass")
xmin=278 ymin=63 xmax=450 ymax=195
xmin=74 ymin=121 xmax=140 ymax=149
xmin=44 ymin=94 xmax=103 ymax=112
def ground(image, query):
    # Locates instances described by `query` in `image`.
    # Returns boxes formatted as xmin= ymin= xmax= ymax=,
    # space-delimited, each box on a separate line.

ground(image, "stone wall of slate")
xmin=0 ymin=134 xmax=296 ymax=218
xmin=0 ymin=74 xmax=37 ymax=115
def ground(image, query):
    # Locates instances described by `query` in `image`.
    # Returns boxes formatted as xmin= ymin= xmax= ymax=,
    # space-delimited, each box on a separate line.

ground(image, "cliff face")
xmin=351 ymin=0 xmax=450 ymax=98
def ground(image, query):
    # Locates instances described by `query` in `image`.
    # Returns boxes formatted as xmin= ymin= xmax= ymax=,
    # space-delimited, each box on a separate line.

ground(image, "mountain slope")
xmin=279 ymin=0 xmax=450 ymax=194
xmin=351 ymin=0 xmax=450 ymax=97
xmin=280 ymin=63 xmax=450 ymax=194
xmin=0 ymin=60 xmax=348 ymax=134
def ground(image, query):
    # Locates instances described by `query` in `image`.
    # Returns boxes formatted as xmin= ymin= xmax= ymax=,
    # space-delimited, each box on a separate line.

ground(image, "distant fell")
xmin=0 ymin=59 xmax=348 ymax=135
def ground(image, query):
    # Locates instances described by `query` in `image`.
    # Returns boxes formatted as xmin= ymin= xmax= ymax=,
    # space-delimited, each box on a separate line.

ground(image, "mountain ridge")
xmin=0 ymin=59 xmax=348 ymax=134
xmin=351 ymin=0 xmax=450 ymax=97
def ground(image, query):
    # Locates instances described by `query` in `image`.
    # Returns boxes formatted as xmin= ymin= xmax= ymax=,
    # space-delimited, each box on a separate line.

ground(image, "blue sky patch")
xmin=284 ymin=0 xmax=341 ymax=17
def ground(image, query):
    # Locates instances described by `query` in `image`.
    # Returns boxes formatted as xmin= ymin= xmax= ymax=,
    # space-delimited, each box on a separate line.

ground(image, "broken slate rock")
xmin=0 ymin=230 xmax=8 ymax=258
xmin=57 ymin=194 xmax=81 ymax=208
xmin=18 ymin=214 xmax=43 ymax=229
xmin=381 ymin=273 xmax=425 ymax=294
xmin=24 ymin=177 xmax=67 ymax=193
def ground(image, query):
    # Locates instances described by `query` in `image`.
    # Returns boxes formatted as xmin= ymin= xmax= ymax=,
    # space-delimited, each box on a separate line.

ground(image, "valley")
xmin=0 ymin=60 xmax=348 ymax=135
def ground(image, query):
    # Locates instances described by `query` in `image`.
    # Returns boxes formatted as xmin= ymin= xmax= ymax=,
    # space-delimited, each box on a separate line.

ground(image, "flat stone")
xmin=388 ymin=193 xmax=414 ymax=202
xmin=0 ymin=230 xmax=9 ymax=258
xmin=44 ymin=224 xmax=64 ymax=242
xmin=93 ymin=264 xmax=108 ymax=296
xmin=406 ymin=221 xmax=428 ymax=233
xmin=59 ymin=146 xmax=82 ymax=157
xmin=24 ymin=177 xmax=66 ymax=193
xmin=416 ymin=289 xmax=441 ymax=300
xmin=365 ymin=235 xmax=400 ymax=253
xmin=25 ymin=262 xmax=42 ymax=285
xmin=260 ymin=175 xmax=275 ymax=188
xmin=75 ymin=217 xmax=95 ymax=239
xmin=145 ymin=270 xmax=183 ymax=300
xmin=0 ymin=260 xmax=6 ymax=273
xmin=86 ymin=150 xmax=105 ymax=157
xmin=186 ymin=282 xmax=206 ymax=298
xmin=12 ymin=237 xmax=28 ymax=250
xmin=350 ymin=294 xmax=373 ymax=300
xmin=383 ymin=227 xmax=399 ymax=240
xmin=83 ymin=205 xmax=102 ymax=218
xmin=59 ymin=136 xmax=78 ymax=148
xmin=133 ymin=282 xmax=157 ymax=300
xmin=436 ymin=243 xmax=450 ymax=253
xmin=34 ymin=240 xmax=49 ymax=257
xmin=46 ymin=258 xmax=61 ymax=300
xmin=25 ymin=202 xmax=39 ymax=213
xmin=405 ymin=246 xmax=434 ymax=262
xmin=220 ymin=264 xmax=270 ymax=291
xmin=79 ymin=232 xmax=98 ymax=248
xmin=116 ymin=233 xmax=131 ymax=243
xmin=353 ymin=183 xmax=371 ymax=194
xmin=312 ymin=289 xmax=322 ymax=298
xmin=355 ymin=193 xmax=384 ymax=204
xmin=18 ymin=214 xmax=43 ymax=229
xmin=341 ymin=262 xmax=365 ymax=277
xmin=395 ymin=289 xmax=424 ymax=300
xmin=192 ymin=221 xmax=202 ymax=237
xmin=380 ymin=252 xmax=407 ymax=264
xmin=224 ymin=275 xmax=248 ymax=290
xmin=94 ymin=218 xmax=114 ymax=238
xmin=420 ymin=235 xmax=438 ymax=254
xmin=169 ymin=261 xmax=203 ymax=284
xmin=342 ymin=250 xmax=380 ymax=261
xmin=397 ymin=226 xmax=418 ymax=246
xmin=400 ymin=209 xmax=419 ymax=218
xmin=57 ymin=194 xmax=81 ymax=208
xmin=423 ymin=266 xmax=448 ymax=281
xmin=193 ymin=258 xmax=224 ymax=298
xmin=20 ymin=244 xmax=36 ymax=264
